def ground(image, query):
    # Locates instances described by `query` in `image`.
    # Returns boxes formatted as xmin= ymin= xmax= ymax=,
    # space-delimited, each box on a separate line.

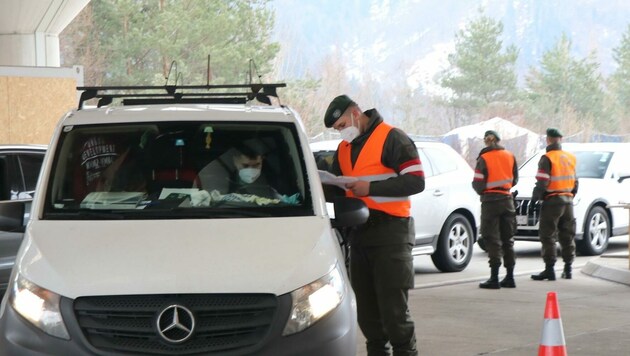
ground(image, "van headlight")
xmin=282 ymin=265 xmax=345 ymax=335
xmin=9 ymin=275 xmax=70 ymax=340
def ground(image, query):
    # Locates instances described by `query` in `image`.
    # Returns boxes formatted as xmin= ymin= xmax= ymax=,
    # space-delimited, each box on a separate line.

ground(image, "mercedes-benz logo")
xmin=156 ymin=304 xmax=196 ymax=343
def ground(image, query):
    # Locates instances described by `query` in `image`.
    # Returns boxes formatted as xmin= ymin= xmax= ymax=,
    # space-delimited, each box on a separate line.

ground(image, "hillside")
xmin=271 ymin=0 xmax=630 ymax=94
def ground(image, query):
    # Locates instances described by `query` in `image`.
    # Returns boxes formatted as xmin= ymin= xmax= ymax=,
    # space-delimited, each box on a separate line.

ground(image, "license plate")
xmin=516 ymin=215 xmax=528 ymax=225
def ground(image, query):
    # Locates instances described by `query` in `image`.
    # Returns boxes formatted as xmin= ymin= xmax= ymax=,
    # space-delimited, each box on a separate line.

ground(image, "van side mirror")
xmin=0 ymin=201 xmax=26 ymax=232
xmin=618 ymin=172 xmax=630 ymax=183
xmin=331 ymin=197 xmax=369 ymax=228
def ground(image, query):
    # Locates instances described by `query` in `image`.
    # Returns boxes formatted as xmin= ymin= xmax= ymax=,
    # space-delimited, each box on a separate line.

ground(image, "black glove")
xmin=511 ymin=190 xmax=518 ymax=207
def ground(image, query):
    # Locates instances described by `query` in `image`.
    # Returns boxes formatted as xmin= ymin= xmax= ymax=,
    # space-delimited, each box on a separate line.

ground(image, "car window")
xmin=44 ymin=122 xmax=313 ymax=219
xmin=574 ymin=151 xmax=612 ymax=179
xmin=519 ymin=149 xmax=613 ymax=179
xmin=314 ymin=150 xmax=335 ymax=172
xmin=0 ymin=155 xmax=12 ymax=200
xmin=422 ymin=147 xmax=457 ymax=175
xmin=0 ymin=154 xmax=23 ymax=200
xmin=417 ymin=149 xmax=434 ymax=177
xmin=17 ymin=154 xmax=45 ymax=192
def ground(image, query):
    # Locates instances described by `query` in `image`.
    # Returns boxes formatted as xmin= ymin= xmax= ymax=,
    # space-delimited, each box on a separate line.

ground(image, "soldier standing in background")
xmin=531 ymin=128 xmax=578 ymax=281
xmin=473 ymin=130 xmax=519 ymax=289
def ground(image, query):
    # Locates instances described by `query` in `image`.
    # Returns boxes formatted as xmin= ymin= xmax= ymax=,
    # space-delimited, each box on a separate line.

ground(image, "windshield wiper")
xmin=175 ymin=207 xmax=272 ymax=218
xmin=45 ymin=210 xmax=126 ymax=220
xmin=134 ymin=207 xmax=273 ymax=218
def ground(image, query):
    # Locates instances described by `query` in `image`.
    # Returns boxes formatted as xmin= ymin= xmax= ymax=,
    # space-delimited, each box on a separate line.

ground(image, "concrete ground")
xmin=355 ymin=252 xmax=630 ymax=356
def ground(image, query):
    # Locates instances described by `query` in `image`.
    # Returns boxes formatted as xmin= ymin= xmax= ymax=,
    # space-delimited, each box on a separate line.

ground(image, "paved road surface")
xmin=354 ymin=236 xmax=630 ymax=355
xmin=412 ymin=236 xmax=628 ymax=288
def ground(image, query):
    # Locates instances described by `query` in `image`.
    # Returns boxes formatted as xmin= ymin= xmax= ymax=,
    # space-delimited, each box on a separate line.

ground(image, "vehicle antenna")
xmin=249 ymin=58 xmax=263 ymax=84
xmin=165 ymin=60 xmax=178 ymax=86
xmin=211 ymin=54 xmax=212 ymax=85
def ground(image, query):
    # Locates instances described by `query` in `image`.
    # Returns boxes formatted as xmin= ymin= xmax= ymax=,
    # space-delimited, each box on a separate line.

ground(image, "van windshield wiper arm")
xmin=45 ymin=210 xmax=126 ymax=220
xmin=169 ymin=207 xmax=272 ymax=218
xmin=45 ymin=207 xmax=273 ymax=219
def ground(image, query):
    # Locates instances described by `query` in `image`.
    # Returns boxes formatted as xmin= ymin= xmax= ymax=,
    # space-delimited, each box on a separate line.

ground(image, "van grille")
xmin=73 ymin=294 xmax=277 ymax=355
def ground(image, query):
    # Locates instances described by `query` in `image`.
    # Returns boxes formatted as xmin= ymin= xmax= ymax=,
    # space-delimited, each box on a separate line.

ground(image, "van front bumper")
xmin=0 ymin=291 xmax=357 ymax=356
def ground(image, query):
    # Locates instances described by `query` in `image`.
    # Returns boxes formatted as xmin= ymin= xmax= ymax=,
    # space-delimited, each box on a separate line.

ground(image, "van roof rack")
xmin=76 ymin=83 xmax=286 ymax=110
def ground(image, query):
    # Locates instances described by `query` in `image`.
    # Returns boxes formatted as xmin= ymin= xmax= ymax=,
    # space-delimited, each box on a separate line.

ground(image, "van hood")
xmin=17 ymin=217 xmax=339 ymax=299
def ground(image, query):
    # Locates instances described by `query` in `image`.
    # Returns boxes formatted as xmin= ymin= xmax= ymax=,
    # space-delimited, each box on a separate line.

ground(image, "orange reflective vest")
xmin=545 ymin=150 xmax=576 ymax=197
xmin=480 ymin=149 xmax=515 ymax=195
xmin=338 ymin=122 xmax=411 ymax=217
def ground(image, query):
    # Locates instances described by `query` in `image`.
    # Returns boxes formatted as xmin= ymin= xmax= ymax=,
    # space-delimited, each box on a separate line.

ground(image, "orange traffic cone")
xmin=538 ymin=292 xmax=567 ymax=356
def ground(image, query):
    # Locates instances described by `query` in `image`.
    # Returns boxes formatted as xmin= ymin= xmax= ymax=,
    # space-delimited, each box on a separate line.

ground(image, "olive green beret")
xmin=324 ymin=95 xmax=355 ymax=128
xmin=484 ymin=130 xmax=501 ymax=141
xmin=546 ymin=128 xmax=563 ymax=138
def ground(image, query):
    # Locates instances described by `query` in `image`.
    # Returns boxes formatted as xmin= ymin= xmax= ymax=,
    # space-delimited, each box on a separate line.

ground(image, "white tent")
xmin=441 ymin=117 xmax=543 ymax=167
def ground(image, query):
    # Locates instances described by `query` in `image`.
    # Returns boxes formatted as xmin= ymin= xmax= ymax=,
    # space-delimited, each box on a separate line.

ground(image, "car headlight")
xmin=282 ymin=265 xmax=345 ymax=335
xmin=9 ymin=274 xmax=69 ymax=340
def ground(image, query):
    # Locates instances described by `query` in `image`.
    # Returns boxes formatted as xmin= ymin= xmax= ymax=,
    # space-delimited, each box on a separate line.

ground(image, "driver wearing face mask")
xmin=230 ymin=148 xmax=281 ymax=199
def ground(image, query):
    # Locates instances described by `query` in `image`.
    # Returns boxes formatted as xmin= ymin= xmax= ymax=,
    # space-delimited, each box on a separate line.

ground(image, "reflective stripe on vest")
xmin=545 ymin=150 xmax=576 ymax=197
xmin=338 ymin=122 xmax=411 ymax=217
xmin=481 ymin=149 xmax=514 ymax=195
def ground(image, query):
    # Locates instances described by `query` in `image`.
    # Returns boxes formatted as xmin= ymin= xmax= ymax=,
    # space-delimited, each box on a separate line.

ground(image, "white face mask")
xmin=238 ymin=167 xmax=261 ymax=184
xmin=339 ymin=113 xmax=360 ymax=142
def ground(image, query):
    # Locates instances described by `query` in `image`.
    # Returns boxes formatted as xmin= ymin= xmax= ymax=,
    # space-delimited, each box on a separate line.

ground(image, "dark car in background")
xmin=0 ymin=144 xmax=47 ymax=295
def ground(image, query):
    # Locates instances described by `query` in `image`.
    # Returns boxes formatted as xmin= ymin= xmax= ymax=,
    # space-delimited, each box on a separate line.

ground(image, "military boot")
xmin=561 ymin=263 xmax=572 ymax=279
xmin=499 ymin=267 xmax=516 ymax=288
xmin=531 ymin=263 xmax=556 ymax=281
xmin=479 ymin=266 xmax=500 ymax=289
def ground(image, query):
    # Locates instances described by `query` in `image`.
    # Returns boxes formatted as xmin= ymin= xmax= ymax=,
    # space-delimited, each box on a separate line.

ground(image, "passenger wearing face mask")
xmin=323 ymin=95 xmax=425 ymax=356
xmin=229 ymin=147 xmax=281 ymax=199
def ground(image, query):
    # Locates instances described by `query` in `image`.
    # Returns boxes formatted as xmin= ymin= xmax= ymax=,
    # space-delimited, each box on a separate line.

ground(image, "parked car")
xmin=510 ymin=143 xmax=630 ymax=255
xmin=0 ymin=144 xmax=47 ymax=295
xmin=0 ymin=84 xmax=364 ymax=355
xmin=311 ymin=139 xmax=480 ymax=272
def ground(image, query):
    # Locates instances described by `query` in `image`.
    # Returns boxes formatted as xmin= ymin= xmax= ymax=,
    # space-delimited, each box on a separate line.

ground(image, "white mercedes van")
xmin=0 ymin=84 xmax=365 ymax=355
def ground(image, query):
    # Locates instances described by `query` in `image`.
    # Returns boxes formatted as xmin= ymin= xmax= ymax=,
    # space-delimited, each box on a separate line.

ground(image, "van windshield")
xmin=44 ymin=121 xmax=313 ymax=219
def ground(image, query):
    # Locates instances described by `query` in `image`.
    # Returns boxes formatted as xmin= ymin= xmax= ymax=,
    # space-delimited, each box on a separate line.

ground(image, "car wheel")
xmin=577 ymin=206 xmax=610 ymax=256
xmin=431 ymin=213 xmax=474 ymax=272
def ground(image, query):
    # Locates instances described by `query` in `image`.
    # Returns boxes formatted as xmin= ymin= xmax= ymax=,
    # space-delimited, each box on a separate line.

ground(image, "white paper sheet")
xmin=318 ymin=170 xmax=358 ymax=189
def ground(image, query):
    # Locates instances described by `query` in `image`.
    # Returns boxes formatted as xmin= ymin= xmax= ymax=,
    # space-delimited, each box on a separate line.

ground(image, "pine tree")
xmin=525 ymin=34 xmax=608 ymax=133
xmin=438 ymin=10 xmax=519 ymax=124
xmin=61 ymin=0 xmax=280 ymax=86
xmin=611 ymin=24 xmax=630 ymax=119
